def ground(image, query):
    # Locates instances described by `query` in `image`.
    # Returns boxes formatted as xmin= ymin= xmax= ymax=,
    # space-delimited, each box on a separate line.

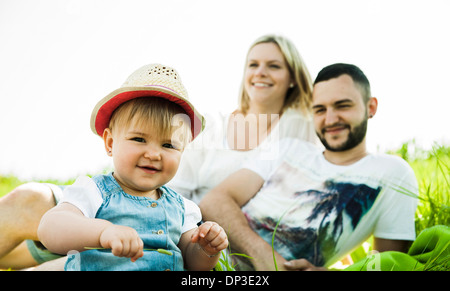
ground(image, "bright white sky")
xmin=0 ymin=0 xmax=449 ymax=181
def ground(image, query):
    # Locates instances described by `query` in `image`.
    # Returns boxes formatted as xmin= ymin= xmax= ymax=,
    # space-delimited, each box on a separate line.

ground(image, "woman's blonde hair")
xmin=238 ymin=34 xmax=313 ymax=116
xmin=108 ymin=97 xmax=193 ymax=149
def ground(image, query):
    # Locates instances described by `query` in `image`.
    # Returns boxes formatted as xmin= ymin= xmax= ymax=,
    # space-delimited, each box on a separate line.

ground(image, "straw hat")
xmin=90 ymin=64 xmax=205 ymax=140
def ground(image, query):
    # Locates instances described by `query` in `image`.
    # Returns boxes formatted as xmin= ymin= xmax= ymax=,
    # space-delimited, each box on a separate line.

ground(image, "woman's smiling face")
xmin=244 ymin=42 xmax=292 ymax=111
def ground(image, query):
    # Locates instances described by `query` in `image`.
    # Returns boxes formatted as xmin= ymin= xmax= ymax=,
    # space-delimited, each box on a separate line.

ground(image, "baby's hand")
xmin=99 ymin=224 xmax=144 ymax=262
xmin=191 ymin=221 xmax=228 ymax=257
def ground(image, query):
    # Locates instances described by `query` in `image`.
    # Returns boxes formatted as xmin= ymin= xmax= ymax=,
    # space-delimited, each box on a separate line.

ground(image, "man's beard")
xmin=317 ymin=118 xmax=368 ymax=152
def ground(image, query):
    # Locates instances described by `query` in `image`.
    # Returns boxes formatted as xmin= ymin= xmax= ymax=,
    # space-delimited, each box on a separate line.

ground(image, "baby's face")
xmin=104 ymin=124 xmax=182 ymax=198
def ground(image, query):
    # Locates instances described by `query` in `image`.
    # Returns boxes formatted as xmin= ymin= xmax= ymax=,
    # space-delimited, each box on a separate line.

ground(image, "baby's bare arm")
xmin=38 ymin=202 xmax=112 ymax=254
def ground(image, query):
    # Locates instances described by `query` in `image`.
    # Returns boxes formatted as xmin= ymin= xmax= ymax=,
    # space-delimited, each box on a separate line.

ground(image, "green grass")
xmin=409 ymin=145 xmax=450 ymax=234
xmin=385 ymin=141 xmax=450 ymax=234
xmin=345 ymin=142 xmax=450 ymax=269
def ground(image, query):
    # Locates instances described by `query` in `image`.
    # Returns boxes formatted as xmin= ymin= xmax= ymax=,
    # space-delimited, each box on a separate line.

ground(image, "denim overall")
xmin=65 ymin=173 xmax=185 ymax=271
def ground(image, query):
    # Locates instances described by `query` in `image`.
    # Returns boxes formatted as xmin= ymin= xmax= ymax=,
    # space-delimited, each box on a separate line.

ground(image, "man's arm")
xmin=199 ymin=168 xmax=287 ymax=270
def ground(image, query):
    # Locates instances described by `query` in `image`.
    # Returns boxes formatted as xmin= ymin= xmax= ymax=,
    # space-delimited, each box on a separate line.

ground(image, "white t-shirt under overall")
xmin=240 ymin=138 xmax=418 ymax=268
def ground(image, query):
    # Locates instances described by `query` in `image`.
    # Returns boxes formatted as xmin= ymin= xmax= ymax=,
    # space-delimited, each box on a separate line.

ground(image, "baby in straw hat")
xmin=38 ymin=64 xmax=228 ymax=271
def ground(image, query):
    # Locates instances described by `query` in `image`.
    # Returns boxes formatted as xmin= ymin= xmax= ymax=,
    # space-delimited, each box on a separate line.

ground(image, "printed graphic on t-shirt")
xmin=242 ymin=161 xmax=382 ymax=266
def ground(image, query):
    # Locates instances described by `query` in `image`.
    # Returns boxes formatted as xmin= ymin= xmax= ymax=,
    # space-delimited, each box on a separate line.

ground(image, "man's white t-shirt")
xmin=241 ymin=138 xmax=418 ymax=268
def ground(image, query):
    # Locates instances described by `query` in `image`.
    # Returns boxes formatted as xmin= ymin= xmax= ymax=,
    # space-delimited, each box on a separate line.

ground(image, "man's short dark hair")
xmin=313 ymin=63 xmax=371 ymax=102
